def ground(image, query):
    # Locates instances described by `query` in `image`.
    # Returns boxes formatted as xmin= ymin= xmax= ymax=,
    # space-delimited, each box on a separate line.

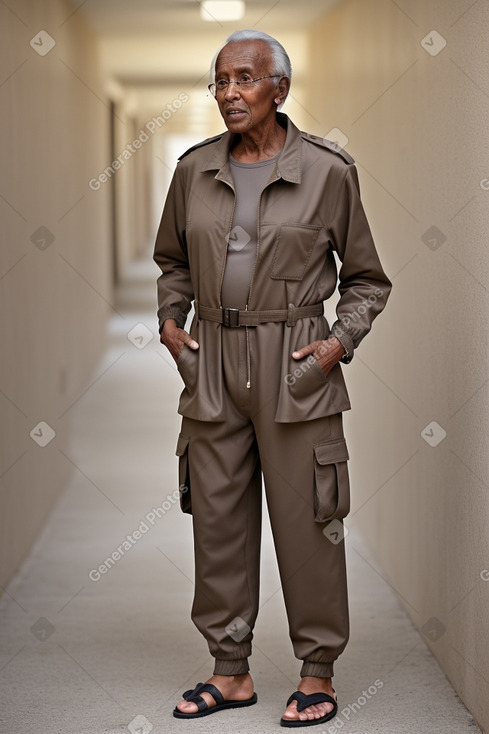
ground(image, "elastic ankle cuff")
xmin=301 ymin=661 xmax=335 ymax=678
xmin=213 ymin=658 xmax=249 ymax=676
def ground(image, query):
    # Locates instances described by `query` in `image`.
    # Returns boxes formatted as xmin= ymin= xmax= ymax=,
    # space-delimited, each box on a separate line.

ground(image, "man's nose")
xmin=224 ymin=81 xmax=241 ymax=101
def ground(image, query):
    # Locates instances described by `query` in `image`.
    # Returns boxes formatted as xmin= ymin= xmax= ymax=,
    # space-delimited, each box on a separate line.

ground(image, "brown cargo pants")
xmin=175 ymin=323 xmax=350 ymax=679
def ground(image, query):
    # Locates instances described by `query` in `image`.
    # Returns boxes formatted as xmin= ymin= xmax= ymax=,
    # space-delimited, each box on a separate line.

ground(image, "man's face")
xmin=214 ymin=40 xmax=281 ymax=134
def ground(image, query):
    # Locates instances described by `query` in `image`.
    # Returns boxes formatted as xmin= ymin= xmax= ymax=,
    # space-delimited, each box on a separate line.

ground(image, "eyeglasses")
xmin=208 ymin=75 xmax=281 ymax=97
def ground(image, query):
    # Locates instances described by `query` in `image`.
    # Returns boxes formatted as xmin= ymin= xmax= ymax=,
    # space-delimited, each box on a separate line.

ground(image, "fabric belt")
xmin=195 ymin=301 xmax=323 ymax=327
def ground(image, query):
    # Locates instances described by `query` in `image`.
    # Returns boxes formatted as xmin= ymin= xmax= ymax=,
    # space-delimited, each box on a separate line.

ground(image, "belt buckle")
xmin=223 ymin=307 xmax=240 ymax=327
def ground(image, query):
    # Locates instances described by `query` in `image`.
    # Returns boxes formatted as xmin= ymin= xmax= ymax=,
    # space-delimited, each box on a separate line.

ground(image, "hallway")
xmin=2 ymin=0 xmax=489 ymax=731
xmin=0 ymin=255 xmax=480 ymax=733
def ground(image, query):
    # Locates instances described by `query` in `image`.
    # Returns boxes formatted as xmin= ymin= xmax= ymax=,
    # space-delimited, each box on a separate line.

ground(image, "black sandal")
xmin=280 ymin=690 xmax=338 ymax=728
xmin=173 ymin=681 xmax=258 ymax=719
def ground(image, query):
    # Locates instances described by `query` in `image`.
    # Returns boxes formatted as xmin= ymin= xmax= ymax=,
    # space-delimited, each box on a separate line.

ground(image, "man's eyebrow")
xmin=216 ymin=64 xmax=255 ymax=76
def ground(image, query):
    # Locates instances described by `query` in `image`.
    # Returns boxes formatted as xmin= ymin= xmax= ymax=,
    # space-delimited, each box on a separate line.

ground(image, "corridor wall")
xmin=0 ymin=0 xmax=112 ymax=587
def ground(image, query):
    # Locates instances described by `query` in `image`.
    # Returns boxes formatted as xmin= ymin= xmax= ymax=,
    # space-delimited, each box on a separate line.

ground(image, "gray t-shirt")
xmin=220 ymin=152 xmax=280 ymax=309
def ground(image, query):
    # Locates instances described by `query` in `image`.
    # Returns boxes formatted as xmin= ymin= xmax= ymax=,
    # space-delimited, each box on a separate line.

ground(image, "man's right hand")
xmin=160 ymin=319 xmax=199 ymax=363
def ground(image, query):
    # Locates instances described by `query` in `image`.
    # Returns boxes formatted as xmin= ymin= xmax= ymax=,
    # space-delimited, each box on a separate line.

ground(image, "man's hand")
xmin=292 ymin=336 xmax=345 ymax=378
xmin=160 ymin=319 xmax=199 ymax=363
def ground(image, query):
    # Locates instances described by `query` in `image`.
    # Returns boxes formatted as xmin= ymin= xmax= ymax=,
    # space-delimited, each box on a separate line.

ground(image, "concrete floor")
xmin=0 ymin=254 xmax=481 ymax=734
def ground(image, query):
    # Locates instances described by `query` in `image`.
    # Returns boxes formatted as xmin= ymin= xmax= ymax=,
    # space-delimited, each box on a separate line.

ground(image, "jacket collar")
xmin=201 ymin=112 xmax=302 ymax=185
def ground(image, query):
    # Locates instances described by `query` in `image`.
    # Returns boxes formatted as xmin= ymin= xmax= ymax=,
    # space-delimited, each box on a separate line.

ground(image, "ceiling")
xmin=77 ymin=0 xmax=343 ymax=36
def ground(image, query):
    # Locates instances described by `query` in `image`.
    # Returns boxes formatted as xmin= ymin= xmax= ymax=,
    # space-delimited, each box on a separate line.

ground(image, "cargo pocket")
xmin=313 ymin=437 xmax=350 ymax=522
xmin=175 ymin=432 xmax=192 ymax=514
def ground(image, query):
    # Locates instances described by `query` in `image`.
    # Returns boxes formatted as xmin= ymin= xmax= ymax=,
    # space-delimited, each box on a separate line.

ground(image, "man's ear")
xmin=275 ymin=76 xmax=291 ymax=106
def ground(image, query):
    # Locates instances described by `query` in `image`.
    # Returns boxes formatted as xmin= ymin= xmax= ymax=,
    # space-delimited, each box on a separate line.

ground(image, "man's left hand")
xmin=292 ymin=336 xmax=345 ymax=378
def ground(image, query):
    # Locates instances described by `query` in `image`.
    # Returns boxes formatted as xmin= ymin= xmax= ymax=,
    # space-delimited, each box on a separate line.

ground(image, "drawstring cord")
xmin=245 ymin=305 xmax=251 ymax=388
xmin=245 ymin=326 xmax=251 ymax=389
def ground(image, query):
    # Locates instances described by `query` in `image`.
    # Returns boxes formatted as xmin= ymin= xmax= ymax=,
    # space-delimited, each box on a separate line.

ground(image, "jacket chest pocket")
xmin=270 ymin=223 xmax=322 ymax=280
xmin=313 ymin=436 xmax=350 ymax=522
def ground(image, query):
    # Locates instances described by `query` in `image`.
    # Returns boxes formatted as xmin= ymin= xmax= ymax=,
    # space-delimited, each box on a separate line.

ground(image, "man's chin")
xmin=223 ymin=113 xmax=249 ymax=132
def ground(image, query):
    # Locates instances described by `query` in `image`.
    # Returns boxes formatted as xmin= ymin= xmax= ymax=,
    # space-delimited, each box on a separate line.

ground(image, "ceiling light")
xmin=200 ymin=1 xmax=245 ymax=22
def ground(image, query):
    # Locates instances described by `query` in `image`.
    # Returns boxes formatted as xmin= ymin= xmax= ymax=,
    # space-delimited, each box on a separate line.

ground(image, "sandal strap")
xmin=182 ymin=682 xmax=225 ymax=710
xmin=286 ymin=690 xmax=337 ymax=713
xmin=182 ymin=682 xmax=203 ymax=700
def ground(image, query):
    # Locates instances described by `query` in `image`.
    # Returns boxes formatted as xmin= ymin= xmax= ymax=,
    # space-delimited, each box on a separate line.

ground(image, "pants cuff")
xmin=214 ymin=658 xmax=250 ymax=675
xmin=213 ymin=658 xmax=249 ymax=676
xmin=300 ymin=660 xmax=335 ymax=678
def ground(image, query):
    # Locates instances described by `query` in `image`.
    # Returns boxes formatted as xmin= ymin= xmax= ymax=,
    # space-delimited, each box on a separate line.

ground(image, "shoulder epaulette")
xmin=178 ymin=134 xmax=224 ymax=161
xmin=300 ymin=131 xmax=354 ymax=165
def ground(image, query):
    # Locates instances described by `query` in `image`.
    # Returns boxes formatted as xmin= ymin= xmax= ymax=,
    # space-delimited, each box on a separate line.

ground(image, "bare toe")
xmin=282 ymin=701 xmax=299 ymax=721
xmin=176 ymin=699 xmax=198 ymax=714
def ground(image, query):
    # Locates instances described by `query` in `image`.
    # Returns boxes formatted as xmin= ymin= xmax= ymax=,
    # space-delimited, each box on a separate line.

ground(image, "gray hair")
xmin=210 ymin=30 xmax=292 ymax=108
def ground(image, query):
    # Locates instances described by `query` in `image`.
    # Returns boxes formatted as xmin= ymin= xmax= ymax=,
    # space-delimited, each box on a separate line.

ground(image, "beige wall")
xmin=0 ymin=0 xmax=112 ymax=586
xmin=306 ymin=1 xmax=488 ymax=729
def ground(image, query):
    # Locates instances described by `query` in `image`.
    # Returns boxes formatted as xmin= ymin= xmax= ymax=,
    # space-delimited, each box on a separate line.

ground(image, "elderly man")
xmin=154 ymin=29 xmax=391 ymax=727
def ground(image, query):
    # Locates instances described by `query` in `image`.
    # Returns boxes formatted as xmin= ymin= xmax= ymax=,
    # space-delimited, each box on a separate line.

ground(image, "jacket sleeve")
xmin=328 ymin=164 xmax=392 ymax=362
xmin=153 ymin=164 xmax=194 ymax=333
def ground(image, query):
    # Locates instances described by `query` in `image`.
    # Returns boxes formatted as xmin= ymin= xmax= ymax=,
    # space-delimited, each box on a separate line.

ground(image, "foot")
xmin=175 ymin=673 xmax=254 ymax=714
xmin=281 ymin=677 xmax=336 ymax=723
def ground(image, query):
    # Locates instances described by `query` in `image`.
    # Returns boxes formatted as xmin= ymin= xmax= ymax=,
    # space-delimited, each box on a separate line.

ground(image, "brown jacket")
xmin=154 ymin=112 xmax=391 ymax=423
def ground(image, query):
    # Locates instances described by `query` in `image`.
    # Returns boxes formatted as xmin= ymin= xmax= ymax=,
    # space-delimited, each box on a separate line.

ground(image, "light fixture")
xmin=200 ymin=1 xmax=245 ymax=22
